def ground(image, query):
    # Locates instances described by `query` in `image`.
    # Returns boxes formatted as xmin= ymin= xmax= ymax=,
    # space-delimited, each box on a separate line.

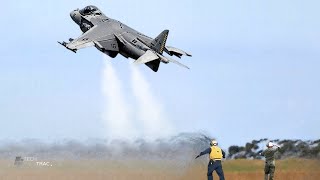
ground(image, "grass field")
xmin=0 ymin=158 xmax=319 ymax=180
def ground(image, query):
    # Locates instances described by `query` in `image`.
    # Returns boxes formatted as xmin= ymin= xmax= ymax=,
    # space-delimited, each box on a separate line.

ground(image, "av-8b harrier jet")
xmin=59 ymin=5 xmax=191 ymax=72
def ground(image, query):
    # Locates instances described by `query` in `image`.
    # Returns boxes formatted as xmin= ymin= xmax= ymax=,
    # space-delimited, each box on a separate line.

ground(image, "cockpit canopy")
xmin=79 ymin=5 xmax=100 ymax=15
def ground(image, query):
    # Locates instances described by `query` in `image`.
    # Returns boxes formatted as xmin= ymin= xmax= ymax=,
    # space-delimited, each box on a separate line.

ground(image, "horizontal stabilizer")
xmin=158 ymin=54 xmax=190 ymax=69
xmin=165 ymin=46 xmax=192 ymax=58
xmin=134 ymin=50 xmax=159 ymax=65
xmin=167 ymin=57 xmax=190 ymax=69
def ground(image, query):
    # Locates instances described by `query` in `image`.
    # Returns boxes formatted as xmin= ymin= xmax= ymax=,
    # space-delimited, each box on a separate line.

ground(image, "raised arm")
xmin=195 ymin=148 xmax=211 ymax=159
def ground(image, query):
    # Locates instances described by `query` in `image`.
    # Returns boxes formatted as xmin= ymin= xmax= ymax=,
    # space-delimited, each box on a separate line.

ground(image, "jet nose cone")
xmin=70 ymin=10 xmax=82 ymax=25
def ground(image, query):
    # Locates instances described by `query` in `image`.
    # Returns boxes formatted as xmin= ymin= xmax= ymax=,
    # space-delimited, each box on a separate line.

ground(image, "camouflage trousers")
xmin=264 ymin=162 xmax=275 ymax=180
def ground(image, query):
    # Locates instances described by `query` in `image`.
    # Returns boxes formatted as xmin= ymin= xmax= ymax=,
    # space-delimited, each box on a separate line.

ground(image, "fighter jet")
xmin=58 ymin=5 xmax=191 ymax=72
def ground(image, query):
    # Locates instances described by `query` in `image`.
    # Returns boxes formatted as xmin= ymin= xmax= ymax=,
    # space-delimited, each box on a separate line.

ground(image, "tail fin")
xmin=150 ymin=30 xmax=169 ymax=54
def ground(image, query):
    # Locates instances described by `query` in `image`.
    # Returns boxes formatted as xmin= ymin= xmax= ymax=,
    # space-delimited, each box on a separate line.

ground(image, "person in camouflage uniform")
xmin=260 ymin=142 xmax=281 ymax=180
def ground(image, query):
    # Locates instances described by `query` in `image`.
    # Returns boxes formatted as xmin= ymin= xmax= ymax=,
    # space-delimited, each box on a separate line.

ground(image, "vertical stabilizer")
xmin=150 ymin=30 xmax=169 ymax=54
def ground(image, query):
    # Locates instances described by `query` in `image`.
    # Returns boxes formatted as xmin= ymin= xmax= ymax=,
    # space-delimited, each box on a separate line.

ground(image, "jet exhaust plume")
xmin=101 ymin=55 xmax=137 ymax=140
xmin=130 ymin=65 xmax=173 ymax=139
xmin=101 ymin=56 xmax=174 ymax=141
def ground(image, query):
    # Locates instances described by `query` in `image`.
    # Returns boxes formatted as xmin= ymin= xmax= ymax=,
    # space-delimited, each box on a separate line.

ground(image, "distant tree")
xmin=228 ymin=138 xmax=320 ymax=160
xmin=245 ymin=143 xmax=254 ymax=153
xmin=252 ymin=140 xmax=259 ymax=144
xmin=229 ymin=146 xmax=240 ymax=155
xmin=310 ymin=143 xmax=320 ymax=158
xmin=228 ymin=145 xmax=245 ymax=158
xmin=253 ymin=144 xmax=259 ymax=150
xmin=313 ymin=139 xmax=320 ymax=144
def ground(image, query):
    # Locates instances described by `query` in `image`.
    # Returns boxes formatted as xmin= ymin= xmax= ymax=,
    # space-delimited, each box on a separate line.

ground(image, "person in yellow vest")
xmin=195 ymin=140 xmax=226 ymax=180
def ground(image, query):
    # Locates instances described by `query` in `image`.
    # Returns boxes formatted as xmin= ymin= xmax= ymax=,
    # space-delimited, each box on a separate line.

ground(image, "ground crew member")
xmin=260 ymin=142 xmax=281 ymax=180
xmin=195 ymin=140 xmax=225 ymax=180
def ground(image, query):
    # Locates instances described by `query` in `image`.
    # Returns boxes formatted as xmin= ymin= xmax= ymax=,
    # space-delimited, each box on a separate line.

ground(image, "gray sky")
xmin=0 ymin=0 xmax=319 ymax=149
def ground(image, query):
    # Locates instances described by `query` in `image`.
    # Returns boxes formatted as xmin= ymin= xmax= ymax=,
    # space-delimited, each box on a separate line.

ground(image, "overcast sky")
xmin=0 ymin=0 xmax=319 ymax=149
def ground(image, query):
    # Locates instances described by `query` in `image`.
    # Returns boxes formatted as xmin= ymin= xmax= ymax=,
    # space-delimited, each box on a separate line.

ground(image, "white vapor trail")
xmin=101 ymin=55 xmax=137 ymax=140
xmin=130 ymin=65 xmax=173 ymax=139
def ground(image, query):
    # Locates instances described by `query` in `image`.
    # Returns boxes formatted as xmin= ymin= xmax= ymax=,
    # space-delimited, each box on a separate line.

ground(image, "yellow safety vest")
xmin=209 ymin=146 xmax=223 ymax=160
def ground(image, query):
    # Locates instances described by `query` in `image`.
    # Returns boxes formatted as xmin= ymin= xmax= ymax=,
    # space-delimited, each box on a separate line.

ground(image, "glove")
xmin=195 ymin=155 xmax=200 ymax=159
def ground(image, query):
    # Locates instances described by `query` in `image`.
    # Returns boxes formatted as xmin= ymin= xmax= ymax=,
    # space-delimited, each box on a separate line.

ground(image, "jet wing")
xmin=60 ymin=23 xmax=118 ymax=52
